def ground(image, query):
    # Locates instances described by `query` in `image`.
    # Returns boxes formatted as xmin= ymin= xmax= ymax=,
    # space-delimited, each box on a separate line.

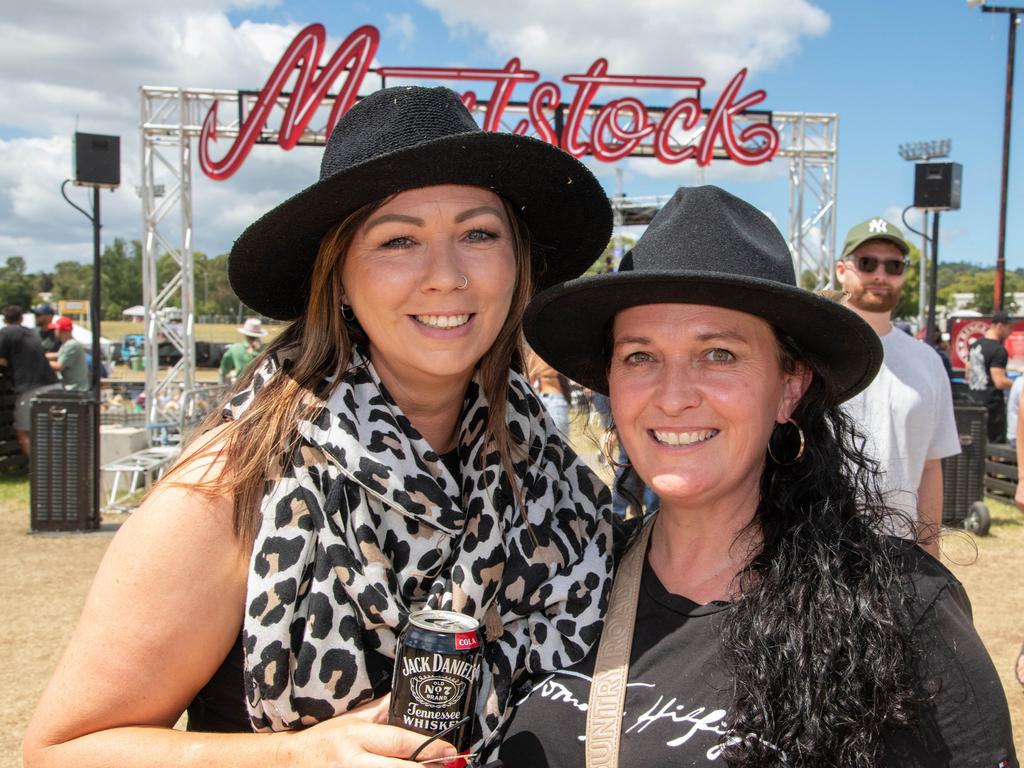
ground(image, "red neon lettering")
xmin=199 ymin=24 xmax=378 ymax=181
xmin=481 ymin=59 xmax=528 ymax=132
xmin=560 ymin=59 xmax=608 ymax=156
xmin=199 ymin=23 xmax=781 ymax=179
xmin=378 ymin=61 xmax=539 ymax=133
xmin=654 ymin=97 xmax=703 ymax=164
xmin=591 ymin=97 xmax=655 ymax=162
xmin=527 ymin=82 xmax=561 ymax=144
xmin=697 ymin=69 xmax=779 ymax=167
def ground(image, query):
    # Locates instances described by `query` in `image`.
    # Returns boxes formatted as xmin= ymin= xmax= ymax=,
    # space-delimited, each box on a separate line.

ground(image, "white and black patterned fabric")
xmin=224 ymin=349 xmax=613 ymax=749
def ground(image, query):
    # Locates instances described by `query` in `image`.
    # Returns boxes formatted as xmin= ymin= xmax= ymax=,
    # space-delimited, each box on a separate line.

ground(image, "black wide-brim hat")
xmin=229 ymin=86 xmax=612 ymax=320
xmin=524 ymin=185 xmax=882 ymax=401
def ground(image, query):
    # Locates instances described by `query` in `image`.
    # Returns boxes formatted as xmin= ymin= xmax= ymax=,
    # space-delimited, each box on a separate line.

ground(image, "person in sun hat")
xmin=218 ymin=317 xmax=269 ymax=384
xmin=26 ymin=85 xmax=615 ymax=767
xmin=835 ymin=217 xmax=960 ymax=556
xmin=497 ymin=186 xmax=1016 ymax=768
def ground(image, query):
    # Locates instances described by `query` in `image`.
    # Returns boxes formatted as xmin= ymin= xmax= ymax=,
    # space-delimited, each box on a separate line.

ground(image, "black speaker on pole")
xmin=73 ymin=132 xmax=120 ymax=187
xmin=913 ymin=162 xmax=962 ymax=210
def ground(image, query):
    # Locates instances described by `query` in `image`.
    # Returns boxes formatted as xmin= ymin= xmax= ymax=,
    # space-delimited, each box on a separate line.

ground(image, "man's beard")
xmin=846 ymin=282 xmax=902 ymax=313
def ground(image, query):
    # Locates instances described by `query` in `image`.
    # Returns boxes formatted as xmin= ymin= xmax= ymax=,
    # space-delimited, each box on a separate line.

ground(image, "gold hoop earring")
xmin=767 ymin=418 xmax=805 ymax=464
xmin=600 ymin=428 xmax=631 ymax=469
xmin=341 ymin=303 xmax=355 ymax=322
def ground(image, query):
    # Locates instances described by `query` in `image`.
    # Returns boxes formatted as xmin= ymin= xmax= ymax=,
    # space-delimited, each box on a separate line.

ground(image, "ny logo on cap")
xmin=868 ymin=218 xmax=889 ymax=234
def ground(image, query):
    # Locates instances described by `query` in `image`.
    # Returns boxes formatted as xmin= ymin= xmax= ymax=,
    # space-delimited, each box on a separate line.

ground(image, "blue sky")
xmin=1 ymin=0 xmax=1021 ymax=273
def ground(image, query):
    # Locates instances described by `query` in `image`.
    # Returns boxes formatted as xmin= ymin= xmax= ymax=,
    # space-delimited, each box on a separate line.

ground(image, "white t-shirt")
xmin=1007 ymin=376 xmax=1023 ymax=447
xmin=842 ymin=328 xmax=961 ymax=536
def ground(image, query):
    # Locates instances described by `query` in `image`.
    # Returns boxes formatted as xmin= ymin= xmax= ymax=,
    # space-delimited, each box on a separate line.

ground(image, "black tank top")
xmin=186 ymin=632 xmax=395 ymax=732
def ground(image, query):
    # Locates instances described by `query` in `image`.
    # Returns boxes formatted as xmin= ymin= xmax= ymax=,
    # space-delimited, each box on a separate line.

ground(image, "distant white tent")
xmin=122 ymin=305 xmax=145 ymax=320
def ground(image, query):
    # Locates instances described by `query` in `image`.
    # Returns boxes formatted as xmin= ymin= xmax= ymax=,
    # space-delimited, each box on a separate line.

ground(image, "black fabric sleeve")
xmin=885 ymin=580 xmax=1018 ymax=768
xmin=0 ymin=328 xmax=10 ymax=361
xmin=992 ymin=345 xmax=1010 ymax=370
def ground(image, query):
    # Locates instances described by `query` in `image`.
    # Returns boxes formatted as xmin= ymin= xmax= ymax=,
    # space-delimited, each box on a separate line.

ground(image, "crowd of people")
xmin=0 ymin=304 xmax=89 ymax=459
xmin=19 ymin=85 xmax=1020 ymax=768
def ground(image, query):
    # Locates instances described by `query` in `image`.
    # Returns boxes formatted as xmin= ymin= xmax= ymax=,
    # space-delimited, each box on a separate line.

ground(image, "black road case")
xmin=30 ymin=390 xmax=99 ymax=531
xmin=941 ymin=404 xmax=991 ymax=535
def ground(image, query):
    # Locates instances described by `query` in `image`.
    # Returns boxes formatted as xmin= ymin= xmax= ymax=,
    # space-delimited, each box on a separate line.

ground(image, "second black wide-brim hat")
xmin=524 ymin=185 xmax=882 ymax=401
xmin=229 ymin=86 xmax=612 ymax=320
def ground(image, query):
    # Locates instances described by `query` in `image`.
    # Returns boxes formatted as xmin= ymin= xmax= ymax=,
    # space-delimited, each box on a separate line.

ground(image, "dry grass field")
xmin=1 ymin=466 xmax=1022 ymax=766
xmin=99 ymin=320 xmax=286 ymax=344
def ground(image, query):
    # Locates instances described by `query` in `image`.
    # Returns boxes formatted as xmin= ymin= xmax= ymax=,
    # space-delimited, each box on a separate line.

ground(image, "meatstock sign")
xmin=199 ymin=24 xmax=780 ymax=181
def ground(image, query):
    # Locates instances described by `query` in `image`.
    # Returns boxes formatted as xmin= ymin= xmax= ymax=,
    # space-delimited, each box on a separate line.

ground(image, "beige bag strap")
xmin=585 ymin=518 xmax=655 ymax=768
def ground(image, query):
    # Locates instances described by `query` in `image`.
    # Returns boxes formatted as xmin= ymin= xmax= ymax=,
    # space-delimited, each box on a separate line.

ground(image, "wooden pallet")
xmin=984 ymin=443 xmax=1018 ymax=502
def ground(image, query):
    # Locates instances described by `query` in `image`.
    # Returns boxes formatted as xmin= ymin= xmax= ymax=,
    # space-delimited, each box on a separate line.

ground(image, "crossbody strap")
xmin=585 ymin=518 xmax=655 ymax=768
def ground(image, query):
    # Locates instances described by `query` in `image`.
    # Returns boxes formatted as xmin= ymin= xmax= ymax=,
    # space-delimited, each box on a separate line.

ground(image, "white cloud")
xmin=0 ymin=2 xmax=360 ymax=272
xmin=385 ymin=12 xmax=416 ymax=47
xmin=420 ymin=0 xmax=829 ymax=85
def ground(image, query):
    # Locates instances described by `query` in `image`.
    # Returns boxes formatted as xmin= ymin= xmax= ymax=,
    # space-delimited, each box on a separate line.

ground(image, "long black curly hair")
xmin=612 ymin=329 xmax=920 ymax=768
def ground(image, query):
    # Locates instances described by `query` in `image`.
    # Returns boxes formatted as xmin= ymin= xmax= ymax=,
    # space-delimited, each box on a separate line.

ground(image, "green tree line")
xmin=0 ymin=240 xmax=248 ymax=320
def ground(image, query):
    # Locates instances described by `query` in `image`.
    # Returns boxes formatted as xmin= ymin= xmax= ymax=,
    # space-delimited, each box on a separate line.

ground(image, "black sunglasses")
xmin=846 ymin=254 xmax=909 ymax=276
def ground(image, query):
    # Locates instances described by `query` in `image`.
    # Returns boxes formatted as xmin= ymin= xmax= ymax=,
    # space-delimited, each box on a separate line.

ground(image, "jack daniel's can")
xmin=388 ymin=609 xmax=483 ymax=752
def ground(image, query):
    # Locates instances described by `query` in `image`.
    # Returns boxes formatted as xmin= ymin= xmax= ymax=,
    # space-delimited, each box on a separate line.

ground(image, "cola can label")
xmin=389 ymin=609 xmax=482 ymax=752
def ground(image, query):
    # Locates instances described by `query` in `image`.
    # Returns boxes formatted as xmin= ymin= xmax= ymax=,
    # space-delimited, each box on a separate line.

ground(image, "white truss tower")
xmin=777 ymin=113 xmax=840 ymax=290
xmin=140 ymin=87 xmax=838 ymax=406
xmin=140 ymin=87 xmax=204 ymax=425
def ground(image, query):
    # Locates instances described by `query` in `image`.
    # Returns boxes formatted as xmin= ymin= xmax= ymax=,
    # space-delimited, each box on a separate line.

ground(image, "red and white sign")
xmin=200 ymin=23 xmax=780 ymax=181
xmin=950 ymin=316 xmax=1024 ymax=370
xmin=454 ymin=632 xmax=479 ymax=650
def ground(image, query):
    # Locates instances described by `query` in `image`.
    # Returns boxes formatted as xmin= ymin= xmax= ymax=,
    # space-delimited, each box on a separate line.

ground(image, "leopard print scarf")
xmin=225 ymin=350 xmax=613 ymax=749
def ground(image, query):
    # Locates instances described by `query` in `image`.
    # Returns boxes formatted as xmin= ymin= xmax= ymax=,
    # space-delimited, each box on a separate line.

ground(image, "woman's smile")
xmin=648 ymin=428 xmax=720 ymax=447
xmin=412 ymin=312 xmax=473 ymax=329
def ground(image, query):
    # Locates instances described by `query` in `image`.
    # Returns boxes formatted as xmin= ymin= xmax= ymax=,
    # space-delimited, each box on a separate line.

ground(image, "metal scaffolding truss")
xmin=140 ymin=87 xmax=838 ymax=410
xmin=140 ymin=87 xmax=203 ymax=426
xmin=776 ymin=112 xmax=840 ymax=290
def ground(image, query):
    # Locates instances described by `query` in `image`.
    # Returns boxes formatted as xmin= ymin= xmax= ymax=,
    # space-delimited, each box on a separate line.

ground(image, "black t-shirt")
xmin=0 ymin=324 xmax=59 ymax=392
xmin=968 ymin=337 xmax=1009 ymax=398
xmin=37 ymin=327 xmax=61 ymax=354
xmin=499 ymin=546 xmax=1018 ymax=768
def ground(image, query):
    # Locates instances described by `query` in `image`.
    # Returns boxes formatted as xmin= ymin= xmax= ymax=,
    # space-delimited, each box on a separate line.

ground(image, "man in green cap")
xmin=836 ymin=217 xmax=960 ymax=557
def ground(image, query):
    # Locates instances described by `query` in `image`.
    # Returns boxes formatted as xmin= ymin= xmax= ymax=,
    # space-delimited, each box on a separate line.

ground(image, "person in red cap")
xmin=46 ymin=317 xmax=89 ymax=391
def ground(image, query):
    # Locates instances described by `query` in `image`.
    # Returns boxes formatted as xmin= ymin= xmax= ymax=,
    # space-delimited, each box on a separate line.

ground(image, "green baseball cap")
xmin=840 ymin=217 xmax=911 ymax=259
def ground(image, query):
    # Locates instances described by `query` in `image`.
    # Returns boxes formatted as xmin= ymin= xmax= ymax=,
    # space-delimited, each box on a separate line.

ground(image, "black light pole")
xmin=898 ymin=140 xmax=952 ymax=330
xmin=61 ymin=132 xmax=120 ymax=527
xmin=970 ymin=1 xmax=1021 ymax=311
xmin=59 ymin=181 xmax=104 ymax=394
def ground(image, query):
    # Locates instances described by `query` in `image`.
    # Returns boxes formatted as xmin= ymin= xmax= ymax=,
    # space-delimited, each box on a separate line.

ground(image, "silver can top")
xmin=408 ymin=609 xmax=480 ymax=634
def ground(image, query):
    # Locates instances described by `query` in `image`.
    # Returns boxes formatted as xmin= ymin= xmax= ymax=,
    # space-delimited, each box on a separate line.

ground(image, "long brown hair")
xmin=168 ymin=193 xmax=534 ymax=549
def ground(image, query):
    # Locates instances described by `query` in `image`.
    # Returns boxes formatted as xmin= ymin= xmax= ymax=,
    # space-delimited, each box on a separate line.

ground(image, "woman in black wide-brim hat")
xmin=498 ymin=186 xmax=1017 ymax=768
xmin=25 ymin=86 xmax=615 ymax=767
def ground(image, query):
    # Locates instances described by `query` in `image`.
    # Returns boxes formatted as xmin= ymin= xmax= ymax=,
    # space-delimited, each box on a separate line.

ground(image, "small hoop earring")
xmin=767 ymin=418 xmax=806 ymax=464
xmin=456 ymin=274 xmax=469 ymax=290
xmin=600 ymin=428 xmax=631 ymax=469
xmin=341 ymin=303 xmax=355 ymax=322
